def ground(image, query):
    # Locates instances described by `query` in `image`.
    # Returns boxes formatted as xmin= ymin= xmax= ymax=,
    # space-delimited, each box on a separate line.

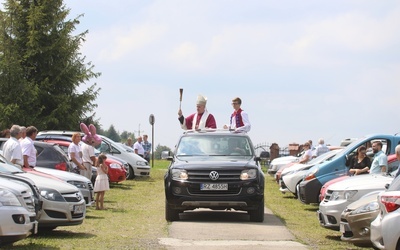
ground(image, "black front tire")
xmin=249 ymin=198 xmax=265 ymax=222
xmin=127 ymin=166 xmax=135 ymax=180
xmin=165 ymin=201 xmax=180 ymax=222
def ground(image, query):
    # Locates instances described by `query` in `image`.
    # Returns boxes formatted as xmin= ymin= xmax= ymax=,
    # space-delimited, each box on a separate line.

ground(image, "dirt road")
xmin=159 ymin=207 xmax=309 ymax=250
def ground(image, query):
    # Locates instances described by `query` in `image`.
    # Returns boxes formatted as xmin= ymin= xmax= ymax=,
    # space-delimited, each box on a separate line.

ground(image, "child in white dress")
xmin=94 ymin=154 xmax=109 ymax=210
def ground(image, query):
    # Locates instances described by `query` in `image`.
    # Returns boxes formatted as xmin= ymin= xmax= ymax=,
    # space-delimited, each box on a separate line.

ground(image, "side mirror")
xmin=385 ymin=183 xmax=390 ymax=190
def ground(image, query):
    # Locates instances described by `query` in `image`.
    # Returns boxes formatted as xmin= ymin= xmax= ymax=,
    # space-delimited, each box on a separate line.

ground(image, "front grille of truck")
xmin=187 ymin=169 xmax=242 ymax=181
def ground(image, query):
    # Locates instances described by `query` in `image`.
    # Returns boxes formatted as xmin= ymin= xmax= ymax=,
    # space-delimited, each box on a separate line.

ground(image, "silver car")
xmin=0 ymin=179 xmax=38 ymax=246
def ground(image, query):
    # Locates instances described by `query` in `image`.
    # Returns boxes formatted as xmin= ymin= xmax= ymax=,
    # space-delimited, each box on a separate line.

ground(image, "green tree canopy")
xmin=0 ymin=0 xmax=100 ymax=130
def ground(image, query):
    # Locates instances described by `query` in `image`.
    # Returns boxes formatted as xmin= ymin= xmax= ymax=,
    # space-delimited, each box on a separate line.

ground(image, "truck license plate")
xmin=200 ymin=183 xmax=228 ymax=190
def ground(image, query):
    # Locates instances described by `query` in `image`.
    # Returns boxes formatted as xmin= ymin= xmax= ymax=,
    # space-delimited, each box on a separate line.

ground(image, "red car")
xmin=38 ymin=139 xmax=127 ymax=183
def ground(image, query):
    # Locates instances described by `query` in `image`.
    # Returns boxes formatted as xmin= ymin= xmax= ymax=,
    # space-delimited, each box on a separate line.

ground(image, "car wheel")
xmin=249 ymin=198 xmax=264 ymax=222
xmin=165 ymin=201 xmax=180 ymax=222
xmin=126 ymin=165 xmax=135 ymax=180
xmin=295 ymin=183 xmax=300 ymax=199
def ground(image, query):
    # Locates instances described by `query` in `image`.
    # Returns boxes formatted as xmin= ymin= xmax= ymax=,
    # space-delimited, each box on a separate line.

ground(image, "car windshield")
xmin=176 ymin=134 xmax=253 ymax=157
xmin=307 ymin=149 xmax=343 ymax=165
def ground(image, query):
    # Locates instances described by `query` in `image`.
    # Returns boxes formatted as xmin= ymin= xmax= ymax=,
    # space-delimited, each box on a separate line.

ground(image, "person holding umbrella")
xmin=178 ymin=94 xmax=217 ymax=130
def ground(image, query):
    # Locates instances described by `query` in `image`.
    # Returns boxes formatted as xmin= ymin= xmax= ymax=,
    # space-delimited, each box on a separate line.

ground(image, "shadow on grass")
xmin=325 ymin=235 xmax=342 ymax=242
xmin=109 ymin=183 xmax=132 ymax=190
xmin=304 ymin=206 xmax=319 ymax=212
xmin=6 ymin=244 xmax=59 ymax=250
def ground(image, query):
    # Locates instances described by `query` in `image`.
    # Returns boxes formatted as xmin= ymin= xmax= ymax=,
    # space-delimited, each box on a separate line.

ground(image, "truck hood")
xmin=328 ymin=174 xmax=393 ymax=192
xmin=173 ymin=157 xmax=257 ymax=169
xmin=16 ymin=172 xmax=78 ymax=193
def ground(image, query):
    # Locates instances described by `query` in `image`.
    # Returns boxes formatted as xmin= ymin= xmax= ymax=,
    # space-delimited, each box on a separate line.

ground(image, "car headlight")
xmin=67 ymin=180 xmax=88 ymax=189
xmin=344 ymin=190 xmax=358 ymax=200
xmin=350 ymin=201 xmax=379 ymax=215
xmin=240 ymin=169 xmax=257 ymax=180
xmin=40 ymin=188 xmax=65 ymax=202
xmin=136 ymin=161 xmax=148 ymax=166
xmin=109 ymin=163 xmax=122 ymax=169
xmin=171 ymin=169 xmax=188 ymax=180
xmin=304 ymin=167 xmax=319 ymax=181
xmin=330 ymin=190 xmax=358 ymax=201
xmin=0 ymin=188 xmax=22 ymax=206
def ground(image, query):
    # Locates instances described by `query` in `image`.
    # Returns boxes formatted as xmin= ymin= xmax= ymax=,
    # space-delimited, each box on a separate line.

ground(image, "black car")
xmin=163 ymin=130 xmax=265 ymax=222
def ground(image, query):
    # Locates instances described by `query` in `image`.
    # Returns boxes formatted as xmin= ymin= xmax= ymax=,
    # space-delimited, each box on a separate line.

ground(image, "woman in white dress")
xmin=94 ymin=154 xmax=109 ymax=210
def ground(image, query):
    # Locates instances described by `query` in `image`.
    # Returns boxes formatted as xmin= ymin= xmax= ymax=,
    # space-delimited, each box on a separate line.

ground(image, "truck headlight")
xmin=240 ymin=169 xmax=257 ymax=180
xmin=171 ymin=169 xmax=188 ymax=180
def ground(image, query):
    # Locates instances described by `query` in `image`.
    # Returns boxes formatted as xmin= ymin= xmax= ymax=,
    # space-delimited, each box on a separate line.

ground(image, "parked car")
xmin=0 ymin=161 xmax=86 ymax=230
xmin=339 ymin=190 xmax=382 ymax=246
xmin=40 ymin=139 xmax=127 ymax=183
xmin=280 ymin=149 xmax=344 ymax=198
xmin=34 ymin=167 xmax=94 ymax=206
xmin=37 ymin=131 xmax=150 ymax=179
xmin=267 ymin=155 xmax=300 ymax=176
xmin=318 ymin=173 xmax=394 ymax=231
xmin=299 ymin=134 xmax=400 ymax=204
xmin=371 ymin=175 xmax=400 ymax=249
xmin=163 ymin=130 xmax=265 ymax=222
xmin=0 ymin=179 xmax=38 ymax=246
xmin=0 ymin=138 xmax=72 ymax=171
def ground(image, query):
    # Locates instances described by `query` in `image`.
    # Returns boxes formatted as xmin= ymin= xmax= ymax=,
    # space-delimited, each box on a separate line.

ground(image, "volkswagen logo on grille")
xmin=76 ymin=193 xmax=82 ymax=201
xmin=209 ymin=171 xmax=219 ymax=181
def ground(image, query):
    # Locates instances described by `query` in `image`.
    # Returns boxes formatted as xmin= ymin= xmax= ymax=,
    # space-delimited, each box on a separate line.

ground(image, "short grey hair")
xmin=10 ymin=125 xmax=21 ymax=137
xmin=318 ymin=138 xmax=325 ymax=144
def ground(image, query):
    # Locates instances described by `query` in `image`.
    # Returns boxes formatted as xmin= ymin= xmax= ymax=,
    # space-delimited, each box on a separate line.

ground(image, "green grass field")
xmin=8 ymin=161 xmax=370 ymax=249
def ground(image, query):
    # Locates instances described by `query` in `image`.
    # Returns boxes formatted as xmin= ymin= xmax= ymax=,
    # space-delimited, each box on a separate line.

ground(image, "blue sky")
xmin=62 ymin=0 xmax=400 ymax=149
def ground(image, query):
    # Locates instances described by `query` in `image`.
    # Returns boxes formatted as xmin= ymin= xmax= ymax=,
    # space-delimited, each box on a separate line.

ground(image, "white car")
xmin=35 ymin=167 xmax=94 ymax=206
xmin=267 ymin=155 xmax=299 ymax=176
xmin=0 ymin=179 xmax=38 ymax=246
xmin=371 ymin=176 xmax=400 ymax=249
xmin=0 ymin=162 xmax=86 ymax=230
xmin=280 ymin=149 xmax=343 ymax=197
xmin=318 ymin=174 xmax=394 ymax=231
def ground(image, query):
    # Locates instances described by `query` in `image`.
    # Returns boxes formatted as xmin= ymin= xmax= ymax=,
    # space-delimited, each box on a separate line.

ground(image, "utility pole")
xmin=135 ymin=123 xmax=144 ymax=137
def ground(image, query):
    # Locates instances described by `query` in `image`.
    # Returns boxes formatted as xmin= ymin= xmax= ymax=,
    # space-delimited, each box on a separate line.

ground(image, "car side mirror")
xmin=385 ymin=183 xmax=390 ymax=190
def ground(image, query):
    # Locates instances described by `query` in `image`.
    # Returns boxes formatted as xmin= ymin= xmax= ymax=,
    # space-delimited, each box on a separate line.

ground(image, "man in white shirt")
xmin=3 ymin=125 xmax=23 ymax=168
xmin=313 ymin=138 xmax=330 ymax=158
xmin=81 ymin=141 xmax=96 ymax=180
xmin=20 ymin=126 xmax=38 ymax=168
xmin=133 ymin=136 xmax=145 ymax=158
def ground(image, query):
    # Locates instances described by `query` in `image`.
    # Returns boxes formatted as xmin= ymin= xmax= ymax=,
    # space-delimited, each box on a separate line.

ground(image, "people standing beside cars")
xmin=178 ymin=94 xmax=217 ymax=130
xmin=298 ymin=142 xmax=313 ymax=164
xmin=81 ymin=141 xmax=96 ymax=180
xmin=0 ymin=129 xmax=10 ymax=138
xmin=20 ymin=126 xmax=38 ymax=168
xmin=223 ymin=97 xmax=251 ymax=133
xmin=369 ymin=141 xmax=388 ymax=175
xmin=94 ymin=153 xmax=109 ymax=210
xmin=133 ymin=136 xmax=145 ymax=158
xmin=142 ymin=134 xmax=151 ymax=163
xmin=68 ymin=132 xmax=86 ymax=175
xmin=312 ymin=138 xmax=330 ymax=158
xmin=2 ymin=125 xmax=23 ymax=168
xmin=348 ymin=145 xmax=371 ymax=175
